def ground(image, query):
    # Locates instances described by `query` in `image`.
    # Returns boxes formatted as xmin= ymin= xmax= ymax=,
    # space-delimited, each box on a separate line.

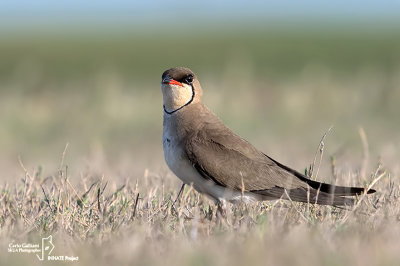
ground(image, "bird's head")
xmin=161 ymin=67 xmax=203 ymax=114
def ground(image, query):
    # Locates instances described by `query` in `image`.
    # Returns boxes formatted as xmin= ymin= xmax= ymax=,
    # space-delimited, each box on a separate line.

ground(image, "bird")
xmin=160 ymin=67 xmax=375 ymax=206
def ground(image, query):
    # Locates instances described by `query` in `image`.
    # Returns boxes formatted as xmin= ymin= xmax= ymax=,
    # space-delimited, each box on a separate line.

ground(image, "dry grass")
xmin=1 ymin=28 xmax=400 ymax=266
xmin=1 ymin=148 xmax=398 ymax=266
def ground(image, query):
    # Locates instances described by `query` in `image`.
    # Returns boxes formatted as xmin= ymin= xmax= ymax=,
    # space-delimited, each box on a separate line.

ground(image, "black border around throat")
xmin=163 ymin=84 xmax=195 ymax=115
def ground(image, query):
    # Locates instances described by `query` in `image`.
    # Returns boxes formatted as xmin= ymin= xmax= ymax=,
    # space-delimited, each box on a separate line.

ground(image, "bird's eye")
xmin=185 ymin=75 xmax=193 ymax=84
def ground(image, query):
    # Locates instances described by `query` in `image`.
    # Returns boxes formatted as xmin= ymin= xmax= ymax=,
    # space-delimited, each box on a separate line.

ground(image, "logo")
xmin=8 ymin=235 xmax=78 ymax=262
xmin=36 ymin=235 xmax=55 ymax=261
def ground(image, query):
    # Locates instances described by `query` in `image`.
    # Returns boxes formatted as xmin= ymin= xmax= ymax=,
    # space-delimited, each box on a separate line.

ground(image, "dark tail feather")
xmin=264 ymin=153 xmax=376 ymax=196
xmin=300 ymin=178 xmax=375 ymax=196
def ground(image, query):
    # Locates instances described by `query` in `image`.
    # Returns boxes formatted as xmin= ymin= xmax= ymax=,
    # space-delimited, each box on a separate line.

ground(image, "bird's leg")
xmin=171 ymin=183 xmax=185 ymax=215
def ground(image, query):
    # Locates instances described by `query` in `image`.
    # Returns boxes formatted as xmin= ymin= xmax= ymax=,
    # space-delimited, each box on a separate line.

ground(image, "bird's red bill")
xmin=169 ymin=79 xmax=183 ymax=86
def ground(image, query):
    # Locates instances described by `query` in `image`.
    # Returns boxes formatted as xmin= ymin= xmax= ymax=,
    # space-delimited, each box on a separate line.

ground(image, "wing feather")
xmin=184 ymin=115 xmax=372 ymax=205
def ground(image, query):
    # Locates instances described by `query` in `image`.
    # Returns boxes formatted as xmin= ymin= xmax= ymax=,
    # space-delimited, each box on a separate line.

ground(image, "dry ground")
xmin=0 ymin=150 xmax=398 ymax=266
xmin=1 ymin=28 xmax=400 ymax=266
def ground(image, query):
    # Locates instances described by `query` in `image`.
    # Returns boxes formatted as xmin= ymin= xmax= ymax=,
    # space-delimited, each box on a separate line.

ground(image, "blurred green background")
xmin=0 ymin=1 xmax=399 ymax=179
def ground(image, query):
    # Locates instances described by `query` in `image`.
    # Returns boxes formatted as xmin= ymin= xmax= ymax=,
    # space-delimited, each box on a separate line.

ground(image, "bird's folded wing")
xmin=185 ymin=121 xmax=307 ymax=192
